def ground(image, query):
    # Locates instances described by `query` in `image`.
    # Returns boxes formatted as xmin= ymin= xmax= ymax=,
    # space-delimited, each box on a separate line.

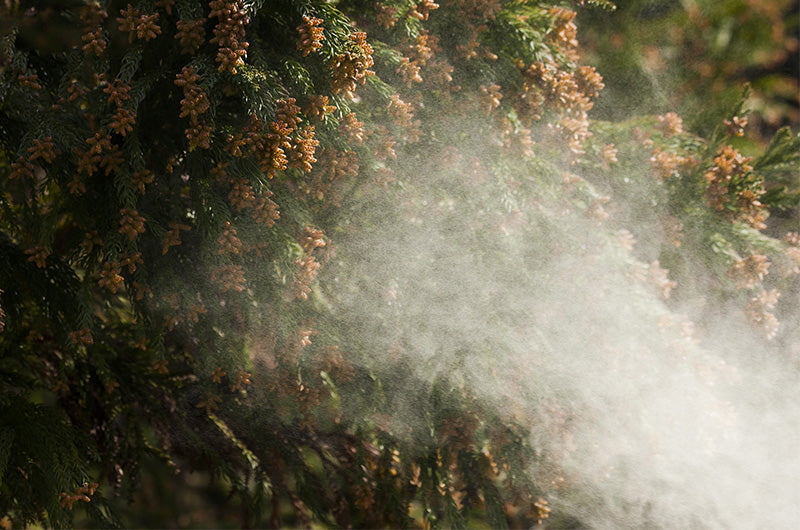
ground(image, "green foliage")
xmin=0 ymin=0 xmax=797 ymax=528
xmin=578 ymin=0 xmax=799 ymax=139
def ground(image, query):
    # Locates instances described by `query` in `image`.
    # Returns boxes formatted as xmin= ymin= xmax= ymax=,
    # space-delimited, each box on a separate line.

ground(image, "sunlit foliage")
xmin=0 ymin=0 xmax=797 ymax=527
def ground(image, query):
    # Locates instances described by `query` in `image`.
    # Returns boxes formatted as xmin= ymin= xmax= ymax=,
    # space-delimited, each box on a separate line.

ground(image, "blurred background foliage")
xmin=578 ymin=0 xmax=799 ymax=140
